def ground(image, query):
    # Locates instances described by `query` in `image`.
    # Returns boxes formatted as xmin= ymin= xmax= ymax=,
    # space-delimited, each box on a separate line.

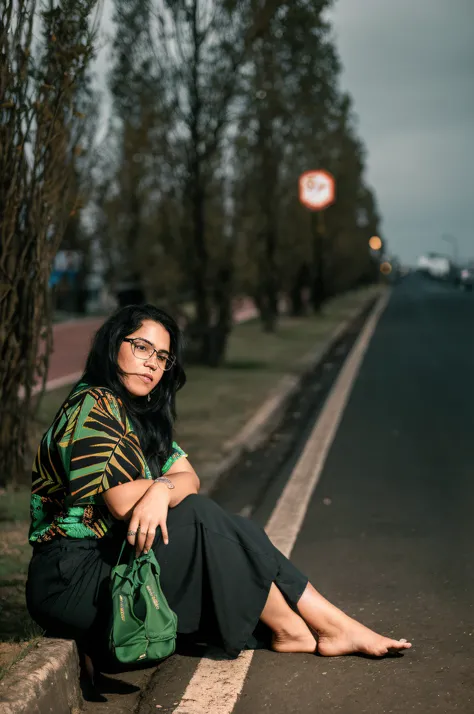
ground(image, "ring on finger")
xmin=127 ymin=530 xmax=137 ymax=536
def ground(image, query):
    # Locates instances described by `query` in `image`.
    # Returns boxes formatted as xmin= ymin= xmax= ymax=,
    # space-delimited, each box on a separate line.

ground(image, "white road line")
xmin=172 ymin=291 xmax=390 ymax=714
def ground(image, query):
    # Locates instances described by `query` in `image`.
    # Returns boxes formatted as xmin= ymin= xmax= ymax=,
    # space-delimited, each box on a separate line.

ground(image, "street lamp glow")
xmin=369 ymin=236 xmax=382 ymax=251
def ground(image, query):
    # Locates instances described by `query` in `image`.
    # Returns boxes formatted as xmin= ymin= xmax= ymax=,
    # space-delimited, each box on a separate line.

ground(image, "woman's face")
xmin=117 ymin=319 xmax=171 ymax=398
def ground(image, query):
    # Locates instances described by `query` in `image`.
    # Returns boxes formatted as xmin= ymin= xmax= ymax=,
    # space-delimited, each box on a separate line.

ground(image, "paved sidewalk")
xmin=0 ymin=292 xmax=380 ymax=714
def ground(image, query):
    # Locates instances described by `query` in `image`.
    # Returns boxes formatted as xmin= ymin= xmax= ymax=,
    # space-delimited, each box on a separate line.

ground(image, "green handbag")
xmin=109 ymin=541 xmax=178 ymax=664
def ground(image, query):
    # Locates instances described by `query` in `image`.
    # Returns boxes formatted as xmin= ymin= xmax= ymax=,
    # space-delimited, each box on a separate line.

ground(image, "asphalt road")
xmin=231 ymin=275 xmax=474 ymax=714
xmin=90 ymin=275 xmax=474 ymax=713
xmin=243 ymin=275 xmax=474 ymax=714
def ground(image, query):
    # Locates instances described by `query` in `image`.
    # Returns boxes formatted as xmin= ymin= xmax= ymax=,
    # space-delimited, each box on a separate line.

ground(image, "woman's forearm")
xmin=163 ymin=471 xmax=200 ymax=508
xmin=104 ymin=470 xmax=199 ymax=520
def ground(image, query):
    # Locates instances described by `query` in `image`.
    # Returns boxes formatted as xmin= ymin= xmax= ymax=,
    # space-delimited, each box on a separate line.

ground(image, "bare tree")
xmin=0 ymin=0 xmax=100 ymax=486
xmin=104 ymin=0 xmax=285 ymax=365
xmin=103 ymin=0 xmax=382 ymax=360
xmin=234 ymin=1 xmax=340 ymax=323
xmin=233 ymin=1 xmax=383 ymax=320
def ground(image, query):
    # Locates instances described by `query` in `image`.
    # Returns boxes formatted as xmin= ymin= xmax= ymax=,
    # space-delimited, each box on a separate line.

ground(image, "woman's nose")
xmin=144 ymin=354 xmax=158 ymax=369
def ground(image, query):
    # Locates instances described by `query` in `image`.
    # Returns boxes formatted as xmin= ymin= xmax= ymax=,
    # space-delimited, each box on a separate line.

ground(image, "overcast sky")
xmin=328 ymin=0 xmax=474 ymax=265
xmin=94 ymin=1 xmax=473 ymax=266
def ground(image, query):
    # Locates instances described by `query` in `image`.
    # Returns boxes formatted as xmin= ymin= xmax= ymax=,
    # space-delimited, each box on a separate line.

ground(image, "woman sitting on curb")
xmin=26 ymin=304 xmax=411 ymax=689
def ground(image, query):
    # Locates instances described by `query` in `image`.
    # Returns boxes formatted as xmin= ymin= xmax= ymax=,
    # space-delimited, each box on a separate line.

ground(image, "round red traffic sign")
xmin=299 ymin=170 xmax=335 ymax=210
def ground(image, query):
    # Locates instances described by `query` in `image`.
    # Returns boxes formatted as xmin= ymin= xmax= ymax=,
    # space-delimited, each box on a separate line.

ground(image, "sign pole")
xmin=311 ymin=210 xmax=329 ymax=312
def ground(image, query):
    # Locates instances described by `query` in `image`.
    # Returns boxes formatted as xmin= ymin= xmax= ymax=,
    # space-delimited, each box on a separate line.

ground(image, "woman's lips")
xmin=138 ymin=374 xmax=153 ymax=385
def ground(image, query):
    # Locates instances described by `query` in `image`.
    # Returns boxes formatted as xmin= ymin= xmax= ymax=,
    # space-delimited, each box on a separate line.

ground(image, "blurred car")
xmin=459 ymin=264 xmax=474 ymax=291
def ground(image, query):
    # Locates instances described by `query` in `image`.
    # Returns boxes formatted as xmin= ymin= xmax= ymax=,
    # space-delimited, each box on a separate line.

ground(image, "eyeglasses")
xmin=123 ymin=338 xmax=176 ymax=371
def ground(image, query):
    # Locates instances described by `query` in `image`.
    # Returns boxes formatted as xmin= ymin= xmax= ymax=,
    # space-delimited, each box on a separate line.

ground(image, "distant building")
xmin=417 ymin=253 xmax=452 ymax=279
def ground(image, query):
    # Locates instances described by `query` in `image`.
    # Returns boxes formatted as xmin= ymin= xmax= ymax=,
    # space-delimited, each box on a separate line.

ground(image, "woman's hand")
xmin=127 ymin=482 xmax=171 ymax=556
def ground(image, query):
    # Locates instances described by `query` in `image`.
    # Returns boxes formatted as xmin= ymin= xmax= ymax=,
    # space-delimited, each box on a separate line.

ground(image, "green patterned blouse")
xmin=29 ymin=382 xmax=187 ymax=543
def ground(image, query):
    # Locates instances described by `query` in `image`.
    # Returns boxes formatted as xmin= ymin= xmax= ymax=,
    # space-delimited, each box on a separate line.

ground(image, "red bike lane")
xmin=43 ymin=300 xmax=258 ymax=392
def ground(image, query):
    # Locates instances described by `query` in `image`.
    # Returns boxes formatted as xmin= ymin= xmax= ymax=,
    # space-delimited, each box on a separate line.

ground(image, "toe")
xmin=387 ymin=638 xmax=412 ymax=653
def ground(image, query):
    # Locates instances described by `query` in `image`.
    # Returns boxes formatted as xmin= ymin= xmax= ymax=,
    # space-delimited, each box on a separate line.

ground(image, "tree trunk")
xmin=258 ymin=260 xmax=278 ymax=333
xmin=256 ymin=132 xmax=278 ymax=330
xmin=207 ymin=266 xmax=233 ymax=367
xmin=0 ymin=273 xmax=53 ymax=487
xmin=188 ymin=1 xmax=214 ymax=364
xmin=188 ymin=168 xmax=213 ymax=363
xmin=0 ymin=1 xmax=98 ymax=484
xmin=289 ymin=264 xmax=310 ymax=316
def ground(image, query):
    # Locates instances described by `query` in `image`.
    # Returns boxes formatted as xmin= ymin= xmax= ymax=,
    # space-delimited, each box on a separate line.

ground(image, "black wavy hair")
xmin=81 ymin=304 xmax=186 ymax=477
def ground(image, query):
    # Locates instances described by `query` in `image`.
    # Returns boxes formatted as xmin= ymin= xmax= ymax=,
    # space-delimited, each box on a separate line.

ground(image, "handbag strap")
xmin=115 ymin=540 xmax=155 ymax=570
xmin=116 ymin=539 xmax=129 ymax=566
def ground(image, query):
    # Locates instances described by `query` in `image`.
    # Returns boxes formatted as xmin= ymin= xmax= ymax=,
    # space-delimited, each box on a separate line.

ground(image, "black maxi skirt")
xmin=26 ymin=494 xmax=308 ymax=663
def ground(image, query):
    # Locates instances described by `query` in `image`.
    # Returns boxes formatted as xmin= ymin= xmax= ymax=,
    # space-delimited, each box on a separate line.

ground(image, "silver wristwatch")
xmin=152 ymin=476 xmax=175 ymax=489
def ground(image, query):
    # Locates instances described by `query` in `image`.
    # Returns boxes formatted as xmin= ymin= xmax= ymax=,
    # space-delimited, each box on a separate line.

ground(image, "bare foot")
xmin=272 ymin=629 xmax=317 ymax=654
xmin=317 ymin=620 xmax=412 ymax=657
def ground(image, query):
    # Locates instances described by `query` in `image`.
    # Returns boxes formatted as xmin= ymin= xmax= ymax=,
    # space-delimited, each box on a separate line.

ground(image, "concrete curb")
xmin=1 ymin=289 xmax=383 ymax=713
xmin=201 ymin=290 xmax=384 ymax=494
xmin=0 ymin=639 xmax=83 ymax=714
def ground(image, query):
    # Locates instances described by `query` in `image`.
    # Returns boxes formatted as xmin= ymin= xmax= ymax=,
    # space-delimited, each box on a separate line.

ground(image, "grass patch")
xmin=0 ymin=638 xmax=42 ymax=682
xmin=6 ymin=284 xmax=379 ymax=519
xmin=0 ymin=285 xmax=379 ymax=673
xmin=34 ymin=385 xmax=73 ymax=426
xmin=173 ymin=286 xmax=380 ymax=469
xmin=0 ymin=519 xmax=43 ymax=678
xmin=0 ymin=490 xmax=31 ymax=523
